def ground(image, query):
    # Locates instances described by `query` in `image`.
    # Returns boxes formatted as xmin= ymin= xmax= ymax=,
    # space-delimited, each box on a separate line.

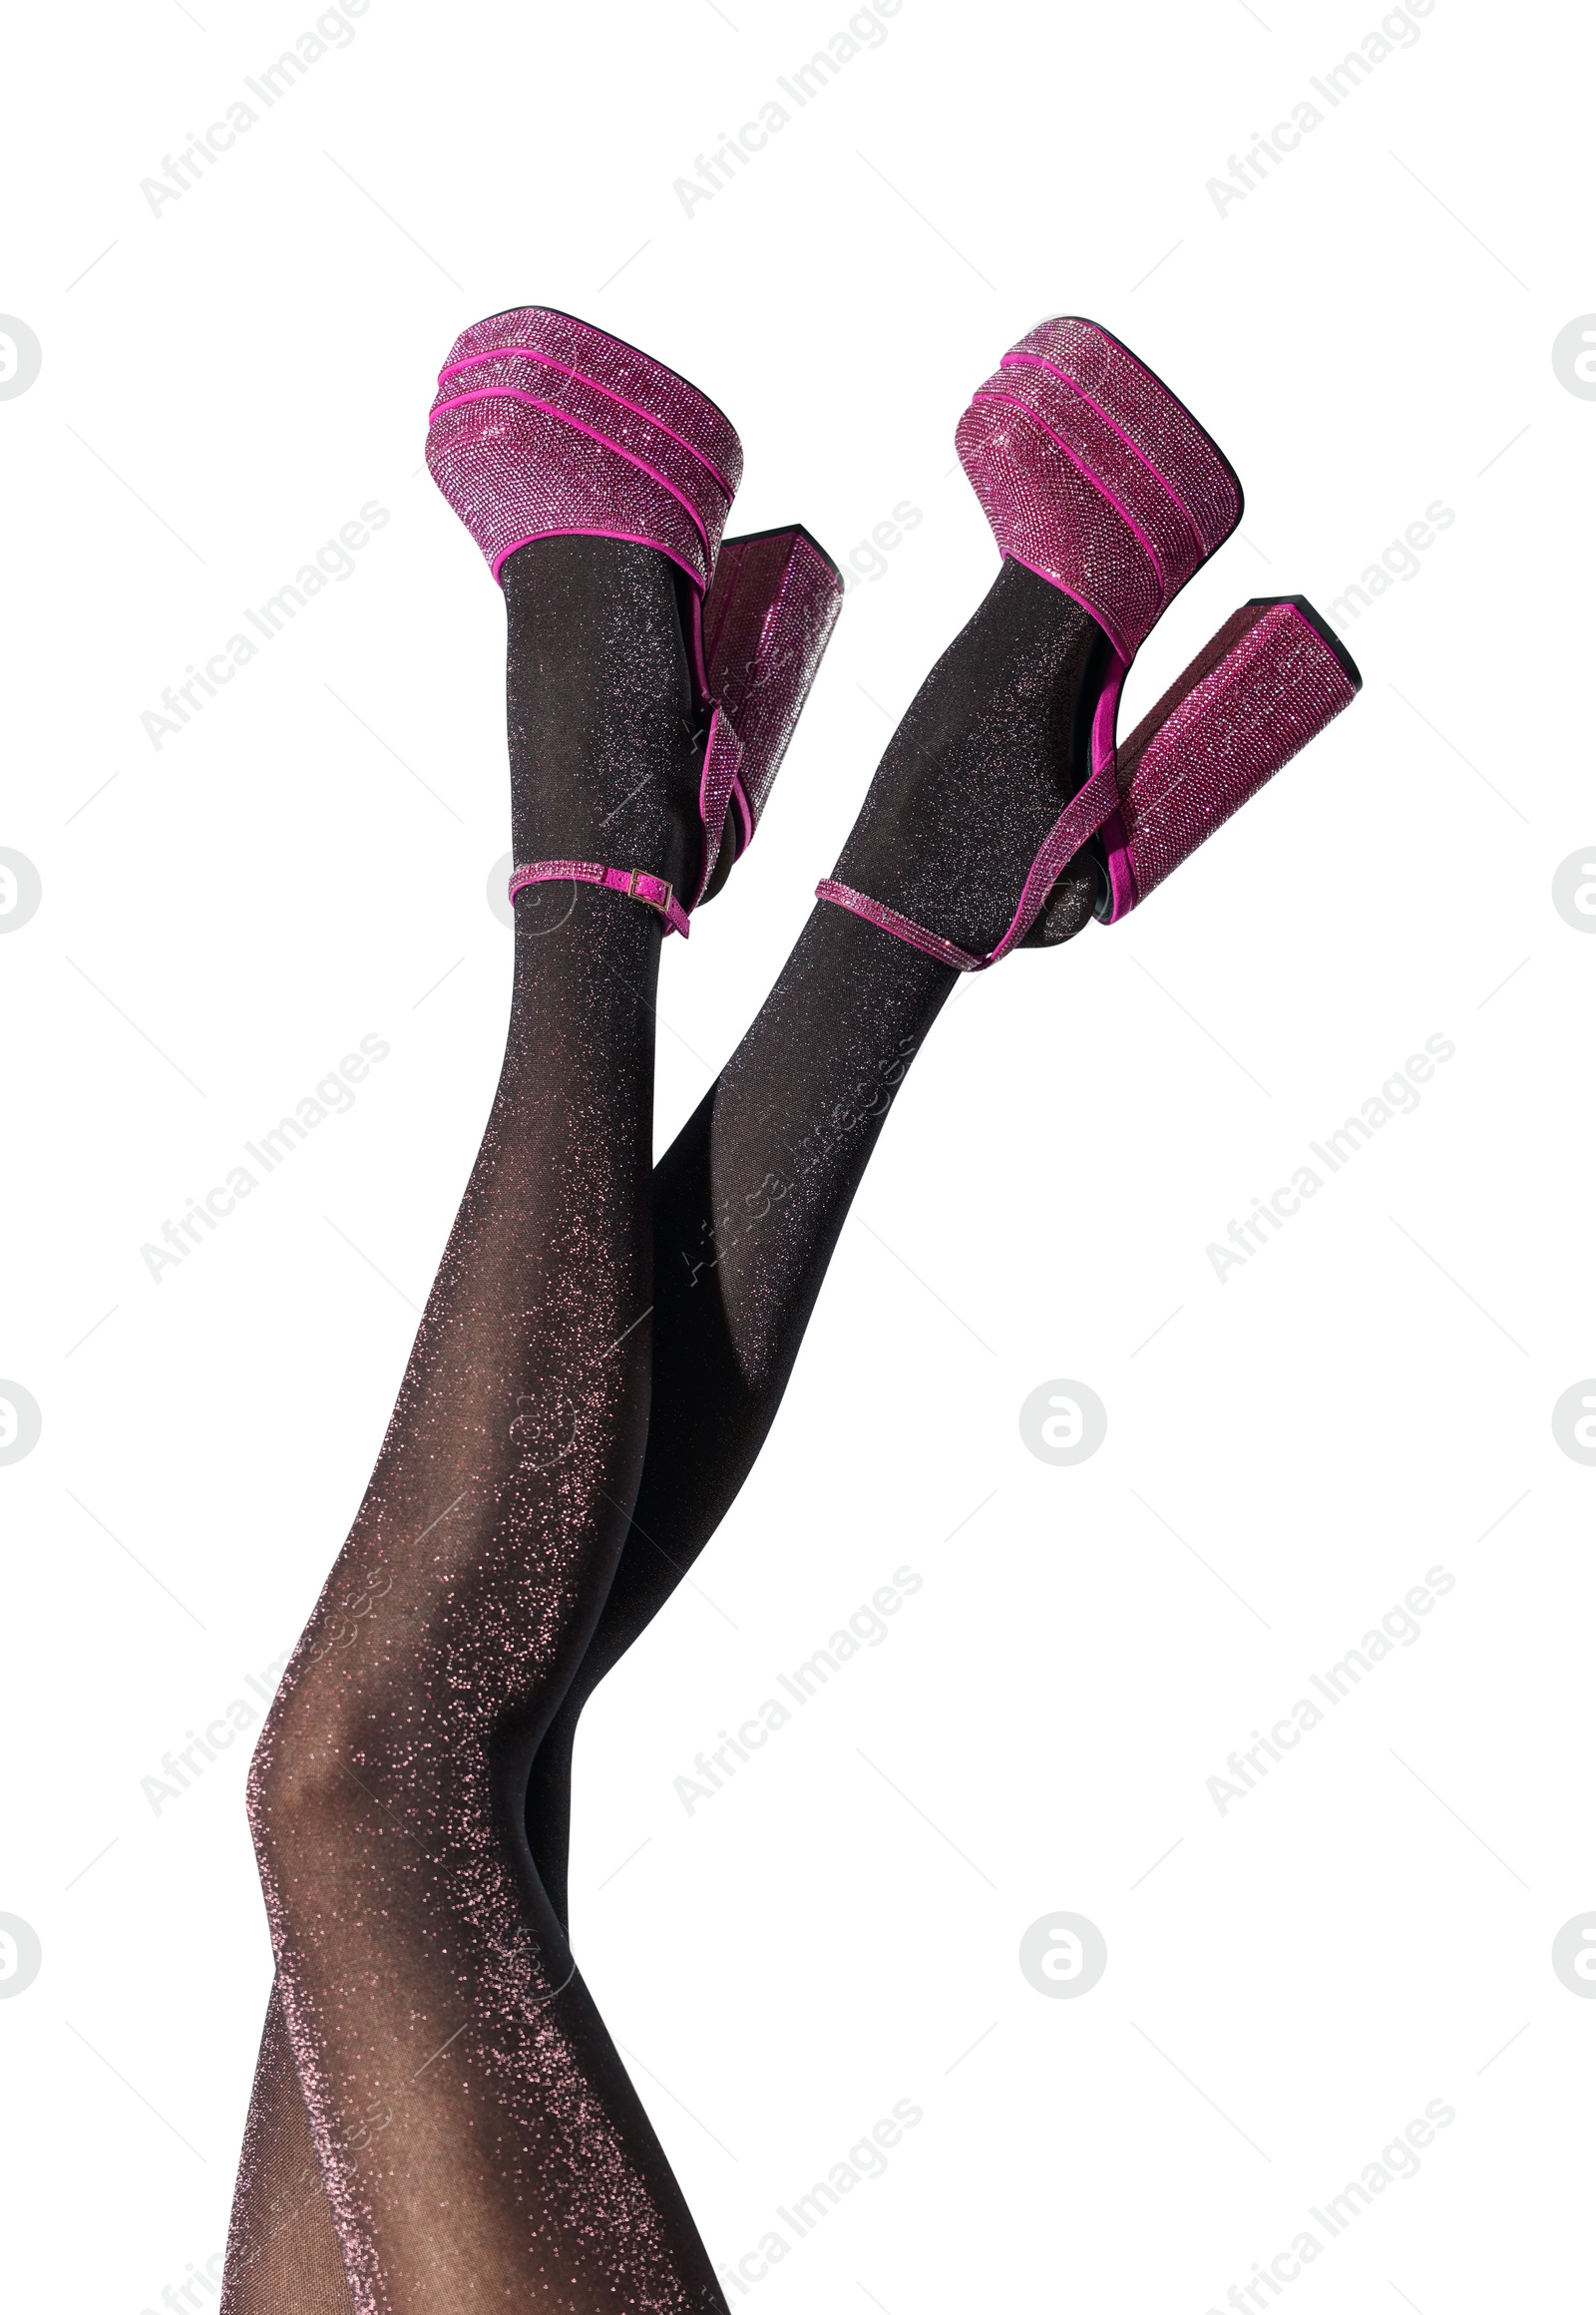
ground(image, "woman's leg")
xmin=529 ymin=557 xmax=1107 ymax=1912
xmin=224 ymin=1989 xmax=355 ymax=2315
xmin=223 ymin=559 xmax=1105 ymax=2308
xmin=237 ymin=534 xmax=735 ymax=2315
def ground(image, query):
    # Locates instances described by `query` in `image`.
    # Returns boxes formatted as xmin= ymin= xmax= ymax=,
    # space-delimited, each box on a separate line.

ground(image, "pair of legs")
xmin=227 ymin=539 xmax=1103 ymax=2314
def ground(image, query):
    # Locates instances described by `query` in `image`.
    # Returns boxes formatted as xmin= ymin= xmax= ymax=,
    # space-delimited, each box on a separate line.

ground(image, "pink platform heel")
xmin=816 ymin=318 xmax=1359 ymax=966
xmin=1104 ymin=592 xmax=1360 ymax=917
xmin=427 ymin=307 xmax=843 ymax=935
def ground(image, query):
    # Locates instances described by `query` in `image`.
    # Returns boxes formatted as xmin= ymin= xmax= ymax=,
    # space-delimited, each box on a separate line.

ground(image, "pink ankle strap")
xmin=812 ymin=882 xmax=987 ymax=971
xmin=508 ymin=859 xmax=690 ymax=939
xmin=813 ymin=751 xmax=1123 ymax=972
xmin=818 ymin=596 xmax=1359 ymax=964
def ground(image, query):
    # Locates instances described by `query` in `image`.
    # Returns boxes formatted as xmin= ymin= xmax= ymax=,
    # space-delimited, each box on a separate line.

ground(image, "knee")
xmin=245 ymin=1638 xmax=501 ymax=1873
xmin=244 ymin=1678 xmax=352 ymax=1857
xmin=243 ymin=1632 xmax=407 ymax=1858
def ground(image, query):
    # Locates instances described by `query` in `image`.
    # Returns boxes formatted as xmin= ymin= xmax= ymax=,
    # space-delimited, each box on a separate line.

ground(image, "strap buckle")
xmin=627 ymin=867 xmax=675 ymax=920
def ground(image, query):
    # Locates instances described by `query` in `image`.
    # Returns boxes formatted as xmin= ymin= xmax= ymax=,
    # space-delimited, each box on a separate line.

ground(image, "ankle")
xmin=503 ymin=537 xmax=701 ymax=897
xmin=831 ymin=561 xmax=1108 ymax=955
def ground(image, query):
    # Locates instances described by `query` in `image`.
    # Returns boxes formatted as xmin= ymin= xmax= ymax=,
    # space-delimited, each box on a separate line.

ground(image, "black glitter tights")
xmin=221 ymin=555 xmax=1107 ymax=2315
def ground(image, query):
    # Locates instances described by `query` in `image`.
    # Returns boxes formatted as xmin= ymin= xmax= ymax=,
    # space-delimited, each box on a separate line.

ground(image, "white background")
xmin=2 ymin=0 xmax=1591 ymax=2308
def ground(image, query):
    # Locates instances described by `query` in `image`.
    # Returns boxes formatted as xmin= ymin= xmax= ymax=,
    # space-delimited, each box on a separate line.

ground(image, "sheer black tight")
xmin=221 ymin=556 xmax=1104 ymax=2313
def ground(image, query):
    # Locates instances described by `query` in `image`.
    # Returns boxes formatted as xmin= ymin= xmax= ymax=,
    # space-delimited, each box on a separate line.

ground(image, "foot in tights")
xmin=221 ymin=558 xmax=1107 ymax=2309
